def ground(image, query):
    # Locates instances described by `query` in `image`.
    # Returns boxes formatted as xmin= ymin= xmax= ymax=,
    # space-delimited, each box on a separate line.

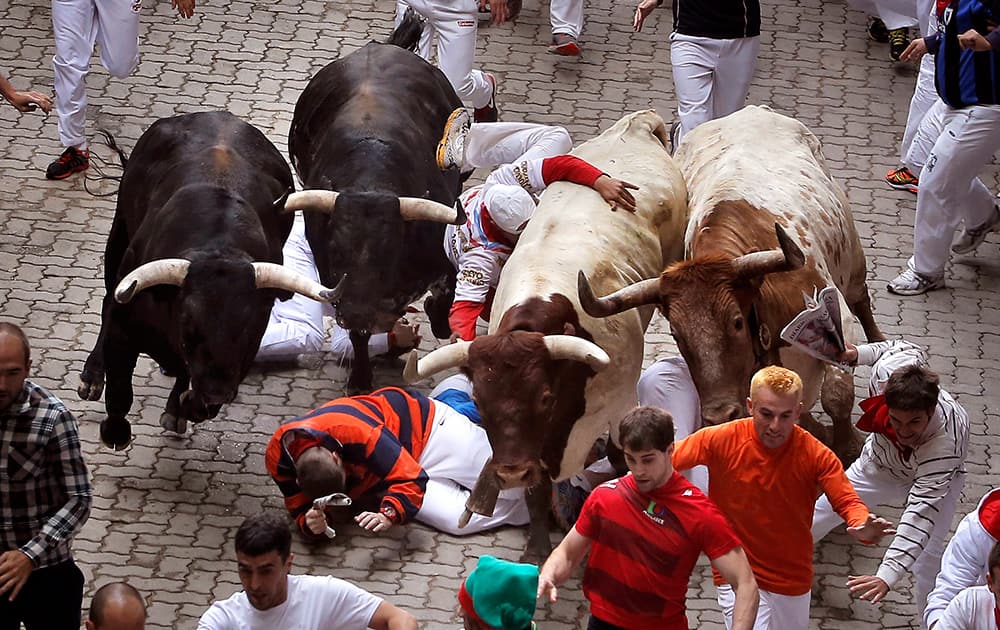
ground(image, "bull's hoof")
xmin=159 ymin=412 xmax=188 ymax=435
xmin=78 ymin=376 xmax=104 ymax=401
xmin=520 ymin=533 xmax=553 ymax=564
xmin=100 ymin=418 xmax=132 ymax=451
xmin=424 ymin=295 xmax=452 ymax=340
xmin=345 ymin=374 xmax=372 ymax=396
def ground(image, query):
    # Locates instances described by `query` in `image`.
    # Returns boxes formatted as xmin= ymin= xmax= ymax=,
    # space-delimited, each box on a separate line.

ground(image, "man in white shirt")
xmin=926 ymin=487 xmax=1000 ymax=628
xmin=198 ymin=513 xmax=416 ymax=630
xmin=933 ymin=541 xmax=1000 ymax=630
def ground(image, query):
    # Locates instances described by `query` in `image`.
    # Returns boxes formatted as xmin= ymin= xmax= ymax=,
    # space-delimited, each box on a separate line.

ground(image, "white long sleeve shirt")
xmin=854 ymin=340 xmax=970 ymax=588
xmin=926 ymin=488 xmax=1000 ymax=628
xmin=934 ymin=586 xmax=999 ymax=630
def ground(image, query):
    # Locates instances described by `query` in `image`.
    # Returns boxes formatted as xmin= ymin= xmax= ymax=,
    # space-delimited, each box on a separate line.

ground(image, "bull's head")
xmin=114 ymin=254 xmax=340 ymax=412
xmin=579 ymin=223 xmax=805 ymax=427
xmin=404 ymin=333 xmax=609 ymax=489
xmin=284 ymin=189 xmax=465 ymax=333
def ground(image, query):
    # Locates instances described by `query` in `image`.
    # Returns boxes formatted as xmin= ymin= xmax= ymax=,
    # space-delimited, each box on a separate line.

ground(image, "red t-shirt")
xmin=575 ymin=472 xmax=741 ymax=630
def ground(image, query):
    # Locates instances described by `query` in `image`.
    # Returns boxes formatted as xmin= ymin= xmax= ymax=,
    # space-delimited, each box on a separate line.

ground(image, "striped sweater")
xmin=855 ymin=340 xmax=970 ymax=588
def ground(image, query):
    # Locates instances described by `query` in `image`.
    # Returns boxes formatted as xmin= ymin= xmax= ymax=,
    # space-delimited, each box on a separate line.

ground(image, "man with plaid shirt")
xmin=0 ymin=322 xmax=92 ymax=629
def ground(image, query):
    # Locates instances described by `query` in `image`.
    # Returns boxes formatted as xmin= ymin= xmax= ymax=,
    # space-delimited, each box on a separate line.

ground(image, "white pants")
xmin=670 ymin=34 xmax=760 ymax=144
xmin=52 ymin=0 xmax=140 ymax=149
xmin=550 ymin=0 xmax=584 ymax=38
xmin=900 ymin=4 xmax=939 ymax=167
xmin=811 ymin=456 xmax=965 ymax=626
xmin=255 ymin=214 xmax=389 ymax=362
xmin=464 ymin=123 xmax=572 ymax=170
xmin=906 ymin=98 xmax=947 ymax=175
xmin=396 ymin=0 xmax=492 ymax=108
xmin=636 ymin=356 xmax=707 ymax=492
xmin=909 ymin=104 xmax=1000 ymax=276
xmin=717 ymin=584 xmax=810 ymax=630
xmin=847 ymin=0 xmax=919 ymax=29
xmin=416 ymin=397 xmax=530 ymax=534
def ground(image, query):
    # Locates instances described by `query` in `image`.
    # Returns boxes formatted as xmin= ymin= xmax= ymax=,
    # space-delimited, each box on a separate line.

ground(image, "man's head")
xmin=459 ymin=555 xmax=538 ymax=630
xmin=986 ymin=540 xmax=1000 ymax=601
xmin=295 ymin=445 xmax=346 ymax=500
xmin=883 ymin=365 xmax=939 ymax=448
xmin=619 ymin=406 xmax=675 ymax=493
xmin=747 ymin=366 xmax=804 ymax=449
xmin=85 ymin=582 xmax=146 ymax=630
xmin=0 ymin=322 xmax=31 ymax=414
xmin=483 ymin=184 xmax=536 ymax=235
xmin=234 ymin=512 xmax=294 ymax=611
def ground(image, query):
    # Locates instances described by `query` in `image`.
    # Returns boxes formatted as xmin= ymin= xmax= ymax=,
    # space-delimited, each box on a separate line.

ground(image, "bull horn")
xmin=731 ymin=223 xmax=806 ymax=280
xmin=403 ymin=341 xmax=471 ymax=383
xmin=115 ymin=258 xmax=190 ymax=304
xmin=542 ymin=335 xmax=611 ymax=371
xmin=252 ymin=263 xmax=345 ymax=302
xmin=398 ymin=196 xmax=465 ymax=224
xmin=578 ymin=270 xmax=660 ymax=319
xmin=284 ymin=190 xmax=340 ymax=214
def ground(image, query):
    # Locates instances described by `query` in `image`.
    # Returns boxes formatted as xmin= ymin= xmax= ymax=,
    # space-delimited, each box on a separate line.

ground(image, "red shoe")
xmin=549 ymin=33 xmax=581 ymax=56
xmin=885 ymin=166 xmax=918 ymax=193
xmin=473 ymin=73 xmax=499 ymax=123
xmin=46 ymin=146 xmax=89 ymax=180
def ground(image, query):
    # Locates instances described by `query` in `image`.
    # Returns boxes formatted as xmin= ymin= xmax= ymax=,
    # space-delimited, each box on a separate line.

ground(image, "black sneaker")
xmin=46 ymin=146 xmax=89 ymax=180
xmin=889 ymin=27 xmax=909 ymax=61
xmin=867 ymin=16 xmax=890 ymax=43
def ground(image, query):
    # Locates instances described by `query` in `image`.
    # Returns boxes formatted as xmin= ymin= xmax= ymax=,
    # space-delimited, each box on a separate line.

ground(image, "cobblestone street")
xmin=2 ymin=0 xmax=999 ymax=626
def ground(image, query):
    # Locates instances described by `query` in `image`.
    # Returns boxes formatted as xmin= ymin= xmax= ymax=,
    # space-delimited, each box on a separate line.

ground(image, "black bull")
xmin=286 ymin=33 xmax=465 ymax=392
xmin=79 ymin=111 xmax=336 ymax=449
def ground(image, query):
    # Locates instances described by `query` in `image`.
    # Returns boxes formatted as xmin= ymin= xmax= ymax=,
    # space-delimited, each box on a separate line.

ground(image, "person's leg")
xmin=52 ymin=0 xmax=99 ymax=150
xmin=464 ymin=123 xmax=572 ymax=169
xmin=900 ymin=55 xmax=937 ymax=164
xmin=910 ymin=106 xmax=1000 ymax=278
xmin=758 ymin=590 xmax=810 ymax=630
xmin=416 ymin=478 xmax=528 ymax=534
xmin=19 ymin=560 xmax=85 ymax=630
xmin=396 ymin=0 xmax=435 ymax=61
xmin=94 ymin=0 xmax=140 ymax=78
xmin=637 ymin=356 xmax=707 ymax=491
xmin=718 ymin=583 xmax=770 ymax=629
xmin=549 ymin=0 xmax=583 ymax=50
xmin=432 ymin=0 xmax=492 ymax=108
xmin=912 ymin=472 xmax=965 ymax=627
xmin=905 ymin=96 xmax=946 ymax=176
xmin=711 ymin=36 xmax=760 ymax=120
xmin=670 ymin=34 xmax=720 ymax=143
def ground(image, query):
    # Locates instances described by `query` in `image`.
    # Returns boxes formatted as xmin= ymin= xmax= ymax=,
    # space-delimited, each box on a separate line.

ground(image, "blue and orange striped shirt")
xmin=265 ymin=388 xmax=435 ymax=534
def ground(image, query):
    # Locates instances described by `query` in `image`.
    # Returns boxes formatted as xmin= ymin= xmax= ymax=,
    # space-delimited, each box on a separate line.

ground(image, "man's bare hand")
xmin=959 ymin=28 xmax=993 ymax=51
xmin=594 ymin=175 xmax=639 ymax=212
xmin=391 ymin=320 xmax=421 ymax=351
xmin=537 ymin=573 xmax=559 ymax=603
xmin=633 ymin=0 xmax=658 ymax=32
xmin=838 ymin=342 xmax=859 ymax=366
xmin=479 ymin=0 xmax=509 ymax=25
xmin=6 ymin=90 xmax=52 ymax=113
xmin=847 ymin=575 xmax=890 ymax=603
xmin=355 ymin=511 xmax=394 ymax=533
xmin=0 ymin=551 xmax=33 ymax=602
xmin=304 ymin=506 xmax=329 ymax=536
xmin=846 ymin=513 xmax=896 ymax=544
xmin=900 ymin=37 xmax=927 ymax=62
xmin=172 ymin=0 xmax=195 ymax=18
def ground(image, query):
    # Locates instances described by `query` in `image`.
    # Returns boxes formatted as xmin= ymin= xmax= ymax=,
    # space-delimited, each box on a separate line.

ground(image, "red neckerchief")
xmin=856 ymin=394 xmax=914 ymax=462
xmin=936 ymin=0 xmax=951 ymax=19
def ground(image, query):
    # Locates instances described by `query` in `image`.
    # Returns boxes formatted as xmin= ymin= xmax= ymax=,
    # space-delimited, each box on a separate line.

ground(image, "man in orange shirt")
xmin=672 ymin=365 xmax=895 ymax=629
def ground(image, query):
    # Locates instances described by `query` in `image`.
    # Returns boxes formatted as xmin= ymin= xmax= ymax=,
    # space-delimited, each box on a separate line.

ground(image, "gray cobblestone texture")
xmin=1 ymin=0 xmax=999 ymax=627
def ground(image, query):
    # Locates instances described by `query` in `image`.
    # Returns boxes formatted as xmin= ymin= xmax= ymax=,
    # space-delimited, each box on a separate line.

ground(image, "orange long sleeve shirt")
xmin=672 ymin=418 xmax=870 ymax=596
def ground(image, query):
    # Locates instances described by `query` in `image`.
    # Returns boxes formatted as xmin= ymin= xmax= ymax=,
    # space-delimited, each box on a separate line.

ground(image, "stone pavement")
xmin=1 ymin=0 xmax=999 ymax=626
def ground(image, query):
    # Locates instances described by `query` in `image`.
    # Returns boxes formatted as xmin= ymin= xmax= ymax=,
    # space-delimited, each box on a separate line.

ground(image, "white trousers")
xmin=717 ymin=584 xmax=810 ymax=630
xmin=636 ymin=356 xmax=708 ymax=493
xmin=847 ymin=0 xmax=919 ymax=29
xmin=550 ymin=0 xmax=584 ymax=38
xmin=464 ymin=123 xmax=572 ymax=170
xmin=395 ymin=0 xmax=492 ymax=108
xmin=255 ymin=214 xmax=389 ymax=362
xmin=906 ymin=98 xmax=947 ymax=175
xmin=901 ymin=56 xmax=938 ymax=168
xmin=909 ymin=104 xmax=1000 ymax=276
xmin=670 ymin=34 xmax=760 ymax=143
xmin=417 ymin=397 xmax=530 ymax=534
xmin=52 ymin=0 xmax=140 ymax=149
xmin=811 ymin=456 xmax=965 ymax=627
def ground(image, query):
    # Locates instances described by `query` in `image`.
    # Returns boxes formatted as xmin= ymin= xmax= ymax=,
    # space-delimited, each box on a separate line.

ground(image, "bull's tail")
xmin=385 ymin=8 xmax=424 ymax=51
xmin=97 ymin=129 xmax=129 ymax=170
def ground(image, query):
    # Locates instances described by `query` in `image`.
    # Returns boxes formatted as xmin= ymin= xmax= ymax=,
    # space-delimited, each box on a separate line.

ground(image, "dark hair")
xmin=89 ymin=582 xmax=146 ymax=626
xmin=884 ymin=365 xmax=940 ymax=411
xmin=296 ymin=448 xmax=346 ymax=500
xmin=235 ymin=512 xmax=292 ymax=561
xmin=989 ymin=539 xmax=1000 ymax=577
xmin=0 ymin=322 xmax=30 ymax=364
xmin=619 ymin=406 xmax=675 ymax=452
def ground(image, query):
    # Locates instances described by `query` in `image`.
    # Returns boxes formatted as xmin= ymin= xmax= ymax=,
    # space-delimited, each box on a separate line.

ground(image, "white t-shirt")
xmin=935 ymin=586 xmax=999 ymax=630
xmin=197 ymin=574 xmax=383 ymax=630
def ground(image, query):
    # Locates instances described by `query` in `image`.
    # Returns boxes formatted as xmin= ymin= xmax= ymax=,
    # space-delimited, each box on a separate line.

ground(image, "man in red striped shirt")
xmin=536 ymin=406 xmax=758 ymax=630
xmin=265 ymin=387 xmax=528 ymax=540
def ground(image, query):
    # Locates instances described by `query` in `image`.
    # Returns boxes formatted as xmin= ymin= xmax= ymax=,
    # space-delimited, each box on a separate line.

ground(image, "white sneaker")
xmin=887 ymin=267 xmax=945 ymax=296
xmin=952 ymin=205 xmax=1000 ymax=254
xmin=436 ymin=107 xmax=471 ymax=170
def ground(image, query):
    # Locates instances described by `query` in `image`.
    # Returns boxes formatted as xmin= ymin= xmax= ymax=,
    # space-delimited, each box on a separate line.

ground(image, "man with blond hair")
xmin=672 ymin=365 xmax=895 ymax=630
